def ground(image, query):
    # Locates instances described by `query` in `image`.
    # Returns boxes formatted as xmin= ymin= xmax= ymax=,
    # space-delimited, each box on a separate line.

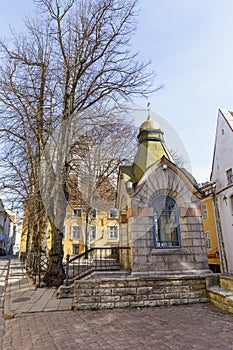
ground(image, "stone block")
xmin=101 ymin=295 xmax=120 ymax=303
xmin=114 ymin=301 xmax=130 ymax=308
xmin=136 ymin=287 xmax=153 ymax=294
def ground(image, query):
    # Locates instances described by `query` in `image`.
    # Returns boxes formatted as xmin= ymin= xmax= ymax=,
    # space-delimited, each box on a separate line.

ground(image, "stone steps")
xmin=207 ymin=275 xmax=233 ymax=314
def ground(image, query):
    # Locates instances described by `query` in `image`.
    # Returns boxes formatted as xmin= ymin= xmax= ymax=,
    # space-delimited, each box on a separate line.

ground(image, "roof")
xmin=220 ymin=108 xmax=233 ymax=131
xmin=210 ymin=108 xmax=233 ymax=180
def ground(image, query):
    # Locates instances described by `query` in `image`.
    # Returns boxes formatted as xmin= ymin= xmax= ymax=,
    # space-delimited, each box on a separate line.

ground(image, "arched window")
xmin=153 ymin=195 xmax=181 ymax=248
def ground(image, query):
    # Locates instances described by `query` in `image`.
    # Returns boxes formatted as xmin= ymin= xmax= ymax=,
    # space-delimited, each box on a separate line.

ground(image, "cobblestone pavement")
xmin=1 ymin=303 xmax=233 ymax=350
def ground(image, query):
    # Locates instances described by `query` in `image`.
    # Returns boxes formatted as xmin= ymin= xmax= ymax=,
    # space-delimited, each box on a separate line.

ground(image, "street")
xmin=0 ymin=257 xmax=233 ymax=350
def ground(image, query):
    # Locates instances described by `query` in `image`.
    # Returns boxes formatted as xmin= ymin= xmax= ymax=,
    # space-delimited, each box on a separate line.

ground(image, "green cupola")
xmin=133 ymin=114 xmax=174 ymax=181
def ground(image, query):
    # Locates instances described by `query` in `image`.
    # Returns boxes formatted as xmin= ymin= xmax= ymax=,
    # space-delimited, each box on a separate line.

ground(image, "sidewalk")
xmin=3 ymin=257 xmax=73 ymax=319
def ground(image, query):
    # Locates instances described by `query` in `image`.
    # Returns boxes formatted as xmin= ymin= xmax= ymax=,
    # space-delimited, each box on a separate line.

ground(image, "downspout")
xmin=212 ymin=184 xmax=228 ymax=273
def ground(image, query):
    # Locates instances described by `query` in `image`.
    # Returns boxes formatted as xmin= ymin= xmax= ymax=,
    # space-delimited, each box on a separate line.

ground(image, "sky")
xmin=1 ymin=0 xmax=233 ymax=183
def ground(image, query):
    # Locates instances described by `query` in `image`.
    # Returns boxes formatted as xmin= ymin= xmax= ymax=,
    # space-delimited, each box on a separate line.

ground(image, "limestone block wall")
xmin=73 ymin=275 xmax=209 ymax=310
xmin=119 ymin=166 xmax=210 ymax=274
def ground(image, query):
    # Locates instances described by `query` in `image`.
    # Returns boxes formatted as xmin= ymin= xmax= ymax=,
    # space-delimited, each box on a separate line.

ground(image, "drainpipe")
xmin=212 ymin=183 xmax=228 ymax=273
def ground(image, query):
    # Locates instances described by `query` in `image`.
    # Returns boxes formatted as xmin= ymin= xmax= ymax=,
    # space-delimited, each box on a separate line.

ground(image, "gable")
xmin=211 ymin=109 xmax=233 ymax=187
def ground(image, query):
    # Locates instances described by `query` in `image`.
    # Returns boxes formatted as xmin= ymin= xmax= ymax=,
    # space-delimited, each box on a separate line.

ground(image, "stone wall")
xmin=73 ymin=275 xmax=209 ymax=310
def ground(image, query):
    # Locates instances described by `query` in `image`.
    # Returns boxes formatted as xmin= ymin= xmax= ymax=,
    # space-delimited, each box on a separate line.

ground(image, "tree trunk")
xmin=43 ymin=221 xmax=65 ymax=287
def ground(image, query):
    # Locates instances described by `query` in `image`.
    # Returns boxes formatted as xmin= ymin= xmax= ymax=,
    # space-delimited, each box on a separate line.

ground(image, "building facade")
xmin=210 ymin=108 xmax=233 ymax=273
xmin=49 ymin=205 xmax=119 ymax=257
xmin=201 ymin=182 xmax=220 ymax=272
xmin=0 ymin=199 xmax=16 ymax=253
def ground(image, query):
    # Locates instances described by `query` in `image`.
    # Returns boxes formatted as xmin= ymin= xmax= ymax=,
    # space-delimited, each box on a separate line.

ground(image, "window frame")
xmin=72 ymin=208 xmax=82 ymax=218
xmin=71 ymin=225 xmax=82 ymax=240
xmin=108 ymin=225 xmax=119 ymax=240
xmin=91 ymin=209 xmax=97 ymax=219
xmin=108 ymin=208 xmax=118 ymax=219
xmin=72 ymin=244 xmax=79 ymax=255
xmin=226 ymin=168 xmax=233 ymax=185
xmin=153 ymin=195 xmax=181 ymax=249
xmin=62 ymin=226 xmax=66 ymax=239
xmin=90 ymin=225 xmax=97 ymax=240
xmin=230 ymin=194 xmax=233 ymax=216
xmin=204 ymin=231 xmax=211 ymax=249
xmin=201 ymin=204 xmax=208 ymax=220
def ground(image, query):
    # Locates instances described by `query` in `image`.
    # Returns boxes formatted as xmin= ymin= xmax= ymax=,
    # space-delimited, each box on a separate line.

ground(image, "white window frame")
xmin=201 ymin=204 xmax=208 ymax=220
xmin=62 ymin=226 xmax=66 ymax=239
xmin=226 ymin=168 xmax=233 ymax=185
xmin=108 ymin=226 xmax=118 ymax=240
xmin=91 ymin=209 xmax=97 ymax=219
xmin=72 ymin=208 xmax=82 ymax=218
xmin=108 ymin=208 xmax=118 ymax=219
xmin=204 ymin=231 xmax=211 ymax=249
xmin=71 ymin=225 xmax=82 ymax=240
xmin=72 ymin=244 xmax=79 ymax=255
xmin=90 ymin=225 xmax=97 ymax=240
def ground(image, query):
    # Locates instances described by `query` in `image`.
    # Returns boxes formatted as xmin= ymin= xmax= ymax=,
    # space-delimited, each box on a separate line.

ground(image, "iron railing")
xmin=65 ymin=246 xmax=130 ymax=284
xmin=26 ymin=250 xmax=49 ymax=287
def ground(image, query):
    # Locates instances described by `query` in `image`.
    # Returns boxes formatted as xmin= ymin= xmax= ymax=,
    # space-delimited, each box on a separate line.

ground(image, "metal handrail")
xmin=65 ymin=246 xmax=130 ymax=284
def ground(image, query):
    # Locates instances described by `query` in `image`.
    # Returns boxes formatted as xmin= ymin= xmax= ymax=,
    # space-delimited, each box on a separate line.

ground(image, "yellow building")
xmin=62 ymin=204 xmax=119 ymax=257
xmin=201 ymin=182 xmax=220 ymax=272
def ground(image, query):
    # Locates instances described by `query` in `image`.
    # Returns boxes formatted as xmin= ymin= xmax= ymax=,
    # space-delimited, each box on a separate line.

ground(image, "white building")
xmin=210 ymin=108 xmax=233 ymax=273
xmin=0 ymin=199 xmax=16 ymax=253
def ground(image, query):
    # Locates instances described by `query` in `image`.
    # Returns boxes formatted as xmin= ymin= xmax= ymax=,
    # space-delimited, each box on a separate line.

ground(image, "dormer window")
xmin=72 ymin=208 xmax=82 ymax=218
xmin=91 ymin=209 xmax=97 ymax=219
xmin=108 ymin=208 xmax=118 ymax=219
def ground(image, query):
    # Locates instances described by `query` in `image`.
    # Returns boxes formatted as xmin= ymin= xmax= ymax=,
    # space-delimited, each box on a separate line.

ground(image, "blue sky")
xmin=1 ymin=0 xmax=233 ymax=183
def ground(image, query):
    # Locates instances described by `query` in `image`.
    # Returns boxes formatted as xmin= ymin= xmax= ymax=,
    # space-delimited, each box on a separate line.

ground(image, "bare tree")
xmin=66 ymin=120 xmax=137 ymax=251
xmin=0 ymin=0 xmax=159 ymax=286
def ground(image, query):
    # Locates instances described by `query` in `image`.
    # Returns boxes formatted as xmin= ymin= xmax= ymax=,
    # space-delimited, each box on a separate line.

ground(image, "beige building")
xmin=45 ymin=174 xmax=119 ymax=258
xmin=61 ymin=205 xmax=119 ymax=257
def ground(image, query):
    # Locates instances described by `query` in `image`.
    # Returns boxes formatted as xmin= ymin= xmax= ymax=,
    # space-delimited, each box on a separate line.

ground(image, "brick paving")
xmin=1 ymin=257 xmax=233 ymax=350
xmin=1 ymin=303 xmax=233 ymax=350
xmin=0 ymin=258 xmax=9 ymax=350
xmin=3 ymin=258 xmax=73 ymax=319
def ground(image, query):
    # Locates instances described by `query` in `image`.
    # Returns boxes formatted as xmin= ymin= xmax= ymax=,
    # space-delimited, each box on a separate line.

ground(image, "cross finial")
xmin=147 ymin=101 xmax=151 ymax=120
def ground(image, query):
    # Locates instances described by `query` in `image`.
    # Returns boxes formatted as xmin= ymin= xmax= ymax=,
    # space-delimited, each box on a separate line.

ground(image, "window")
xmin=62 ymin=226 xmax=66 ymax=239
xmin=108 ymin=208 xmax=118 ymax=219
xmin=230 ymin=195 xmax=233 ymax=215
xmin=72 ymin=208 xmax=82 ymax=217
xmin=108 ymin=226 xmax=118 ymax=240
xmin=91 ymin=209 xmax=97 ymax=219
xmin=204 ymin=232 xmax=211 ymax=249
xmin=226 ymin=168 xmax=233 ymax=185
xmin=153 ymin=195 xmax=181 ymax=248
xmin=71 ymin=225 xmax=82 ymax=240
xmin=90 ymin=225 xmax=97 ymax=240
xmin=72 ymin=244 xmax=79 ymax=255
xmin=201 ymin=204 xmax=208 ymax=220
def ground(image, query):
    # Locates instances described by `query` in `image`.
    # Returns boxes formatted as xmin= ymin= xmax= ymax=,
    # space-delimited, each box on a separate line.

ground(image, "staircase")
xmin=207 ymin=274 xmax=233 ymax=314
xmin=57 ymin=246 xmax=130 ymax=298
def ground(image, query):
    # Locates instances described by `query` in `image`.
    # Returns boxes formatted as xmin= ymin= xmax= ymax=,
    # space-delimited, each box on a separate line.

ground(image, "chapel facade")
xmin=117 ymin=113 xmax=210 ymax=276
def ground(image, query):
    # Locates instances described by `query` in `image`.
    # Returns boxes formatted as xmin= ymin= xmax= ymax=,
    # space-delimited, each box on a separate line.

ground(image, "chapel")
xmin=116 ymin=112 xmax=210 ymax=276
